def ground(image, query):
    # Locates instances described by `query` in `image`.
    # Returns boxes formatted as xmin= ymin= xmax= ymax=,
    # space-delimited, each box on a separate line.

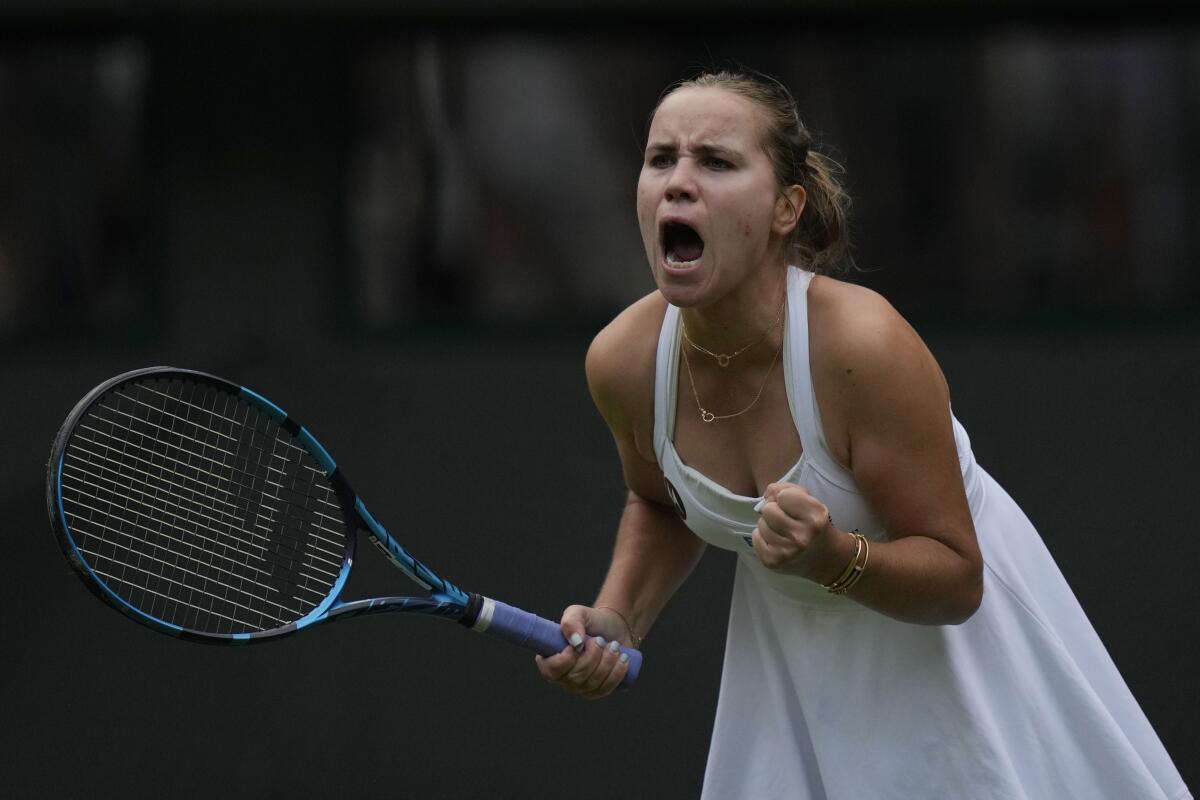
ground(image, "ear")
xmin=773 ymin=185 xmax=806 ymax=237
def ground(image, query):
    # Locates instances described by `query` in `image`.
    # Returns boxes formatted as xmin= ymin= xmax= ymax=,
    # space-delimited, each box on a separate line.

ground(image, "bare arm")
xmin=593 ymin=474 xmax=706 ymax=647
xmin=835 ymin=305 xmax=983 ymax=624
xmin=755 ymin=284 xmax=983 ymax=625
xmin=536 ymin=301 xmax=705 ymax=696
xmin=586 ymin=298 xmax=706 ymax=642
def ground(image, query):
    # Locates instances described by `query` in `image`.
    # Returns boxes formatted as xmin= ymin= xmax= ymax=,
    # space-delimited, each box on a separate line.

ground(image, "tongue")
xmin=669 ymin=227 xmax=704 ymax=262
xmin=673 ymin=240 xmax=703 ymax=262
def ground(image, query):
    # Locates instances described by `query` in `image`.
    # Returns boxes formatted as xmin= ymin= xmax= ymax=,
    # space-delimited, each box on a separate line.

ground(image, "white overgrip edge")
xmin=472 ymin=596 xmax=496 ymax=632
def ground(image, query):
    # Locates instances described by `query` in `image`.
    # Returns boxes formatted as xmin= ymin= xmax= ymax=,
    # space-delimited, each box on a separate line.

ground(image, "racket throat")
xmin=368 ymin=534 xmax=433 ymax=590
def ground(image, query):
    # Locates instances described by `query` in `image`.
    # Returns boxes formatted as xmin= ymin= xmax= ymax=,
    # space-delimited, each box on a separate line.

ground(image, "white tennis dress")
xmin=654 ymin=267 xmax=1191 ymax=800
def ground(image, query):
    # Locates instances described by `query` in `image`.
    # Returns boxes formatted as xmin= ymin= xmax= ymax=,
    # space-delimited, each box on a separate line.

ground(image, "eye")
xmin=648 ymin=153 xmax=675 ymax=168
xmin=703 ymin=157 xmax=732 ymax=171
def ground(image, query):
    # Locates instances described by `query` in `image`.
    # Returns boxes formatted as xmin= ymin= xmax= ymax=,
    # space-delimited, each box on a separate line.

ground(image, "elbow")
xmin=946 ymin=562 xmax=984 ymax=625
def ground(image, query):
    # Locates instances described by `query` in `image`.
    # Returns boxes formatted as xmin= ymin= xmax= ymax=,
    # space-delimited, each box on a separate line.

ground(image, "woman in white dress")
xmin=534 ymin=69 xmax=1191 ymax=799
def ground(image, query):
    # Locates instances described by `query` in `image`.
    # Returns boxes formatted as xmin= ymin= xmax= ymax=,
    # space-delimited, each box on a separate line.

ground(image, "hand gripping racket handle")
xmin=471 ymin=597 xmax=642 ymax=689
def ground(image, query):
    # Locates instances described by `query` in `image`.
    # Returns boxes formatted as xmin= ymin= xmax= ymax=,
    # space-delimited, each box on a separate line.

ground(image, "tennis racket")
xmin=46 ymin=366 xmax=641 ymax=687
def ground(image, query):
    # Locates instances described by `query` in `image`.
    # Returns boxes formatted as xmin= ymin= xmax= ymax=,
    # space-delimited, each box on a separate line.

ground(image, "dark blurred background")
xmin=3 ymin=2 xmax=1197 ymax=797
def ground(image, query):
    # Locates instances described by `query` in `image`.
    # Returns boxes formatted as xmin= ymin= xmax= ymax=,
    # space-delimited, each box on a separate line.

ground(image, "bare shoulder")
xmin=585 ymin=291 xmax=667 ymax=458
xmin=807 ymin=275 xmax=950 ymax=466
xmin=807 ymin=274 xmax=946 ymax=392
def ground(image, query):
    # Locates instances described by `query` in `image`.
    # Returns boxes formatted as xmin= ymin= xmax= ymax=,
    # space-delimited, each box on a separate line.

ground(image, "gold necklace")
xmin=681 ymin=291 xmax=787 ymax=368
xmin=681 ymin=322 xmax=785 ymax=423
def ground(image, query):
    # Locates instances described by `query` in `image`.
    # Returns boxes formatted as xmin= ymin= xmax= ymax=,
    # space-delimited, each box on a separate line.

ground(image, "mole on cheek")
xmin=741 ymin=222 xmax=752 ymax=237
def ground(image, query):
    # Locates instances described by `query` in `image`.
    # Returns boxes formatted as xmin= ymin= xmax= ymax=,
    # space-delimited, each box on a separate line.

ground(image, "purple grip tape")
xmin=484 ymin=600 xmax=642 ymax=689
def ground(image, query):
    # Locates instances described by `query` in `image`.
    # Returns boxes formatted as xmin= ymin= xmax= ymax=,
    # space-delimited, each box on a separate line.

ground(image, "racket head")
xmin=46 ymin=367 xmax=357 ymax=643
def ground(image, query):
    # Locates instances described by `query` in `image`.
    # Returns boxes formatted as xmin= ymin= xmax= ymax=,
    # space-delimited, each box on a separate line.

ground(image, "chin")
xmin=658 ymin=287 xmax=698 ymax=308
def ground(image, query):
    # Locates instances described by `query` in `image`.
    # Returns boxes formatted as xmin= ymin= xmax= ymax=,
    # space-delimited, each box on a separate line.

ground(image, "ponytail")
xmin=795 ymin=149 xmax=852 ymax=273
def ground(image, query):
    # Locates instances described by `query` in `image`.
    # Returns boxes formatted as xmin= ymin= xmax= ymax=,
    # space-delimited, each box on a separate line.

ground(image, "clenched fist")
xmin=753 ymin=482 xmax=846 ymax=582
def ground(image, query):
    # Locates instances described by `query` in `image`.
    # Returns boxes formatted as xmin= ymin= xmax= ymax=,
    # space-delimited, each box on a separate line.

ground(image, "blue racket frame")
xmin=47 ymin=367 xmax=641 ymax=686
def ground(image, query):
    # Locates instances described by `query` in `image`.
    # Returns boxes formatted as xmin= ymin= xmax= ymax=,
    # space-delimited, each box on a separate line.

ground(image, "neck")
xmin=680 ymin=266 xmax=788 ymax=359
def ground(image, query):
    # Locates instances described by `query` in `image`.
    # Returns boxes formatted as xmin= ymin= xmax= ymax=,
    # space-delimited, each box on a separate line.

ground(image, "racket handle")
xmin=472 ymin=597 xmax=642 ymax=689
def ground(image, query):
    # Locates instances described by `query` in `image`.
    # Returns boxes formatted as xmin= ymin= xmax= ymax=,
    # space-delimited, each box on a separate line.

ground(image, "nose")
xmin=664 ymin=160 xmax=697 ymax=203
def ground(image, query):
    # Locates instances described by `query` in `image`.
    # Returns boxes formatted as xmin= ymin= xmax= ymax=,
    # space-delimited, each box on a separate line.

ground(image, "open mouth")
xmin=662 ymin=222 xmax=705 ymax=266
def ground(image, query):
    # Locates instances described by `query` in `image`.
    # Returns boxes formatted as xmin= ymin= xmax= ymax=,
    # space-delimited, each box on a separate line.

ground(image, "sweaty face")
xmin=636 ymin=87 xmax=785 ymax=308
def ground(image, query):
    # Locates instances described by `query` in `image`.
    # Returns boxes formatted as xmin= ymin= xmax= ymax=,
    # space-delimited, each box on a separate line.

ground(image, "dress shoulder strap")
xmin=784 ymin=267 xmax=857 ymax=486
xmin=653 ymin=302 xmax=682 ymax=463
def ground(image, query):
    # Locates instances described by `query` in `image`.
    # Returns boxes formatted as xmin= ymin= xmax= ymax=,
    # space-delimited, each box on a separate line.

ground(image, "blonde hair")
xmin=657 ymin=70 xmax=853 ymax=273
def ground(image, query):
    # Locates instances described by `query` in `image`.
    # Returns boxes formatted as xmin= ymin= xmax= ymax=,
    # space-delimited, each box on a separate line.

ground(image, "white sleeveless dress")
xmin=653 ymin=267 xmax=1191 ymax=800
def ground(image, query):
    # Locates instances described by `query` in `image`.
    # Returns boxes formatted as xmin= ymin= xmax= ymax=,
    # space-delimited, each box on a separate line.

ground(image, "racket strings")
xmin=58 ymin=378 xmax=348 ymax=635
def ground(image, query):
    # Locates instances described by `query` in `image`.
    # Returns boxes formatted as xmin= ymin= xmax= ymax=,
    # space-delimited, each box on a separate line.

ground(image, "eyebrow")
xmin=645 ymin=142 xmax=740 ymax=159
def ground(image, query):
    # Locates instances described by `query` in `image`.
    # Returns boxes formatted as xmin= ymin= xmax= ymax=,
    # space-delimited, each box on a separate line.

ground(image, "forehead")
xmin=648 ymin=87 xmax=765 ymax=148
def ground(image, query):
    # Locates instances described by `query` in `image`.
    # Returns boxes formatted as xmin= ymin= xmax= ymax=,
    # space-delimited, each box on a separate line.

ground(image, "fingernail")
xmin=618 ymin=652 xmax=630 ymax=665
xmin=569 ymin=632 xmax=583 ymax=651
xmin=608 ymin=640 xmax=621 ymax=654
xmin=593 ymin=636 xmax=606 ymax=647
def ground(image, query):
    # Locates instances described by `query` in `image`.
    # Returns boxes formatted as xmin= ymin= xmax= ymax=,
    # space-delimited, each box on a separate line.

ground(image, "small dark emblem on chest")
xmin=664 ymin=478 xmax=687 ymax=521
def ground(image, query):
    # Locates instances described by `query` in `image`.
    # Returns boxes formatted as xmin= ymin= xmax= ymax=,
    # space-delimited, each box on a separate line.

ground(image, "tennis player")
xmin=535 ymin=69 xmax=1191 ymax=799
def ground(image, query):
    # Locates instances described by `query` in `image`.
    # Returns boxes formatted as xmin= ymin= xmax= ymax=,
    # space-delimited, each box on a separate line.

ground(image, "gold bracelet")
xmin=822 ymin=533 xmax=863 ymax=591
xmin=596 ymin=605 xmax=643 ymax=648
xmin=830 ymin=535 xmax=870 ymax=595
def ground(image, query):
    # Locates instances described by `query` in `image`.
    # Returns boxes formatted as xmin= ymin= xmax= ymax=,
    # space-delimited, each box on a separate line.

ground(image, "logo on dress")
xmin=664 ymin=478 xmax=687 ymax=521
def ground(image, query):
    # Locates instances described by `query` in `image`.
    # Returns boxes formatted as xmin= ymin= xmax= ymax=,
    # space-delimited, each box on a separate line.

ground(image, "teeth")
xmin=666 ymin=253 xmax=700 ymax=266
